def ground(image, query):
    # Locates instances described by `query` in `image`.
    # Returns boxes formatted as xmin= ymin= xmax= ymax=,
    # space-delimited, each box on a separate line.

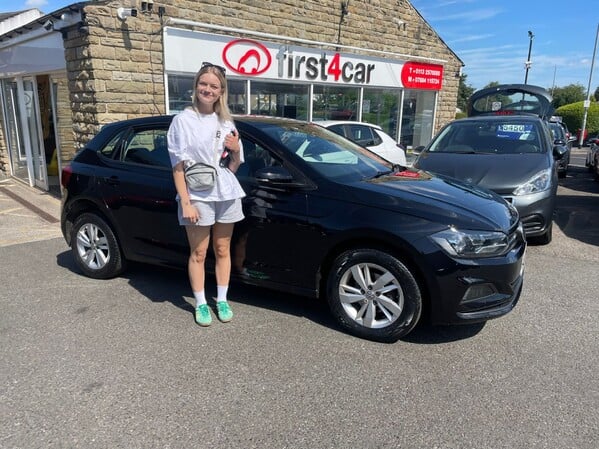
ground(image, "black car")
xmin=547 ymin=121 xmax=571 ymax=177
xmin=414 ymin=84 xmax=568 ymax=245
xmin=61 ymin=115 xmax=525 ymax=342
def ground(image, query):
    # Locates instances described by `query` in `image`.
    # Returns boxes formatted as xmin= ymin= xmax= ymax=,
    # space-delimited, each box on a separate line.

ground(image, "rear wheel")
xmin=326 ymin=249 xmax=422 ymax=343
xmin=71 ymin=213 xmax=125 ymax=279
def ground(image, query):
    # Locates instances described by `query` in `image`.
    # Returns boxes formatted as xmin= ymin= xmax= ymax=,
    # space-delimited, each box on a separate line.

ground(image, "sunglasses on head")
xmin=201 ymin=62 xmax=226 ymax=75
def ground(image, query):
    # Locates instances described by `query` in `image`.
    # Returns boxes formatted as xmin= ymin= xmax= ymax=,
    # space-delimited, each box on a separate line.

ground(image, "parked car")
xmin=317 ymin=120 xmax=407 ymax=166
xmin=588 ymin=139 xmax=599 ymax=177
xmin=584 ymin=132 xmax=599 ymax=147
xmin=413 ymin=84 xmax=568 ymax=244
xmin=547 ymin=121 xmax=571 ymax=177
xmin=61 ymin=115 xmax=525 ymax=343
xmin=550 ymin=116 xmax=572 ymax=142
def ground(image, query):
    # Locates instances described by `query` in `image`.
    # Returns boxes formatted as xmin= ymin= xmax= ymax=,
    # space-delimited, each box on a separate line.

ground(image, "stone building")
xmin=0 ymin=0 xmax=463 ymax=195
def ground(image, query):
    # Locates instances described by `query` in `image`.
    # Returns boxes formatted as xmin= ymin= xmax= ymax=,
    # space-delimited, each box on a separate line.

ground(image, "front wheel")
xmin=326 ymin=249 xmax=422 ymax=343
xmin=70 ymin=213 xmax=125 ymax=279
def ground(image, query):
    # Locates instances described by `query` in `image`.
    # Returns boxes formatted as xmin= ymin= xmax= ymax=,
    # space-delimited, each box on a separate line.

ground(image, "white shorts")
xmin=178 ymin=198 xmax=244 ymax=226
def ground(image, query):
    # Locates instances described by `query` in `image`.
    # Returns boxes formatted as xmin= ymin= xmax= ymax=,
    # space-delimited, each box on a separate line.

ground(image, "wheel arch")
xmin=317 ymin=236 xmax=432 ymax=321
xmin=63 ymin=198 xmax=123 ymax=253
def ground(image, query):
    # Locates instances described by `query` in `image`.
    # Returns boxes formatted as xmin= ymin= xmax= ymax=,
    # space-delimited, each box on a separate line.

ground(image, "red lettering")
xmin=327 ymin=53 xmax=342 ymax=81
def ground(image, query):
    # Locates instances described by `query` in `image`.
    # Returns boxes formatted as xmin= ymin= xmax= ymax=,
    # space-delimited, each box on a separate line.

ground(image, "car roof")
xmin=452 ymin=115 xmax=543 ymax=124
xmin=314 ymin=120 xmax=383 ymax=130
xmin=98 ymin=114 xmax=319 ymax=129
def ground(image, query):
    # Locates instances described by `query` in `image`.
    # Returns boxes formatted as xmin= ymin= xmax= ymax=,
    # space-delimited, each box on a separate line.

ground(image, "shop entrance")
xmin=0 ymin=75 xmax=60 ymax=194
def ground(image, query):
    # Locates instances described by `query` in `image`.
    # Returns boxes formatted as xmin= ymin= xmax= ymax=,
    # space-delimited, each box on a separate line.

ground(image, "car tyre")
xmin=326 ymin=249 xmax=422 ymax=343
xmin=71 ymin=213 xmax=125 ymax=279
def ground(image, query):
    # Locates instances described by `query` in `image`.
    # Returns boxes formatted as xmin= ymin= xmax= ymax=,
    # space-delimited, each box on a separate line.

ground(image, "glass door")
xmin=23 ymin=77 xmax=48 ymax=190
xmin=1 ymin=79 xmax=28 ymax=180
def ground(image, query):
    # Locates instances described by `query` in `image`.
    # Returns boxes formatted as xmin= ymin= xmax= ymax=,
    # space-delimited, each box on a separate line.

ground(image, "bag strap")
xmin=213 ymin=128 xmax=221 ymax=167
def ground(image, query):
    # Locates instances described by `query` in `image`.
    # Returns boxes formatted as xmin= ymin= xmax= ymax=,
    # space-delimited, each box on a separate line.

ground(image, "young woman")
xmin=167 ymin=62 xmax=245 ymax=326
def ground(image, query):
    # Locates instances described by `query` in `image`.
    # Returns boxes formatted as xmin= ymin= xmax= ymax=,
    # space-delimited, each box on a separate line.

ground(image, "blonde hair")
xmin=191 ymin=65 xmax=232 ymax=122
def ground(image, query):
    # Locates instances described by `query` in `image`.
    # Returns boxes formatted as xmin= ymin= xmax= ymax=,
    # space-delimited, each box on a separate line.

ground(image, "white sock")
xmin=217 ymin=285 xmax=228 ymax=303
xmin=193 ymin=291 xmax=207 ymax=307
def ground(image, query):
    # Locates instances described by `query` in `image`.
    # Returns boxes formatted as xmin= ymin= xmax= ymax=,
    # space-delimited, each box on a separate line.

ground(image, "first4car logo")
xmin=223 ymin=39 xmax=272 ymax=75
xmin=276 ymin=50 xmax=375 ymax=83
xmin=222 ymin=38 xmax=375 ymax=84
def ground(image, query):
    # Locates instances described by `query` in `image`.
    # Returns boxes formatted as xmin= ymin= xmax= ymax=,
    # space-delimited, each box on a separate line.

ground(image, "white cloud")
xmin=25 ymin=0 xmax=48 ymax=8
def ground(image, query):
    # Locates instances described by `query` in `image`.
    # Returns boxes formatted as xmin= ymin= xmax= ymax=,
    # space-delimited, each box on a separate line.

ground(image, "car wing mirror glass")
xmin=552 ymin=145 xmax=567 ymax=159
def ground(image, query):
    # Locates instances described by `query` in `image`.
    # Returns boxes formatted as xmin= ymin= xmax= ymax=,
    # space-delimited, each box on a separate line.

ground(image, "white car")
xmin=318 ymin=120 xmax=407 ymax=166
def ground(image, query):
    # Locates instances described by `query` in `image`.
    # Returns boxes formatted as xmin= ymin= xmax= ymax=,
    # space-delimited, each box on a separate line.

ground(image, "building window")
xmin=362 ymin=88 xmax=400 ymax=139
xmin=249 ymin=81 xmax=308 ymax=119
xmin=312 ymin=85 xmax=359 ymax=121
xmin=401 ymin=90 xmax=436 ymax=149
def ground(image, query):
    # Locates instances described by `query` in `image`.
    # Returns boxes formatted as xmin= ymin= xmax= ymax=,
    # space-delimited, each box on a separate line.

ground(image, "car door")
xmin=98 ymin=123 xmax=188 ymax=266
xmin=233 ymin=136 xmax=321 ymax=292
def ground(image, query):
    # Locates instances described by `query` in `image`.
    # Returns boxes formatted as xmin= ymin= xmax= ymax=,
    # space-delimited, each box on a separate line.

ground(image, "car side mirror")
xmin=412 ymin=145 xmax=425 ymax=155
xmin=255 ymin=166 xmax=304 ymax=188
xmin=552 ymin=144 xmax=567 ymax=160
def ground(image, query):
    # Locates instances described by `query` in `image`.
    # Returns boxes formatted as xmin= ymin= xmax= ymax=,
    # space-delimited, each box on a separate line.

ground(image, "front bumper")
xmin=418 ymin=229 xmax=526 ymax=326
xmin=502 ymin=190 xmax=556 ymax=237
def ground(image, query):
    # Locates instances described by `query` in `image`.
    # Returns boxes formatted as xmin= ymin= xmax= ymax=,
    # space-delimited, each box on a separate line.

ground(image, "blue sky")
xmin=411 ymin=0 xmax=598 ymax=91
xmin=3 ymin=0 xmax=598 ymax=93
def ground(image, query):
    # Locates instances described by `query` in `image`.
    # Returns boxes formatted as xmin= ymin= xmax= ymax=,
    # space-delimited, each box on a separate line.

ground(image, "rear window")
xmin=468 ymin=84 xmax=553 ymax=119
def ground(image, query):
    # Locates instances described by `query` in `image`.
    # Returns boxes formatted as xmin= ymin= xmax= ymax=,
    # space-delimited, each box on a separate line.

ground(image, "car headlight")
xmin=512 ymin=168 xmax=552 ymax=195
xmin=431 ymin=227 xmax=509 ymax=258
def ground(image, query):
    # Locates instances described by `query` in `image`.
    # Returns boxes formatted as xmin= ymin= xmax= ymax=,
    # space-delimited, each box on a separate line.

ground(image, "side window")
xmin=370 ymin=130 xmax=383 ymax=146
xmin=237 ymin=137 xmax=280 ymax=178
xmin=100 ymin=130 xmax=127 ymax=158
xmin=327 ymin=124 xmax=346 ymax=138
xmin=347 ymin=124 xmax=375 ymax=147
xmin=123 ymin=129 xmax=170 ymax=168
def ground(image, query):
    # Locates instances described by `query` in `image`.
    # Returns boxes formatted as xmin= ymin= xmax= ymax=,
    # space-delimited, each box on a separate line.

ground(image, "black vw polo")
xmin=61 ymin=115 xmax=525 ymax=342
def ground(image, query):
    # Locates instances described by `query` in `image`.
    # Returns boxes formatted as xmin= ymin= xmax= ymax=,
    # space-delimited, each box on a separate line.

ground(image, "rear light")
xmin=61 ymin=165 xmax=73 ymax=188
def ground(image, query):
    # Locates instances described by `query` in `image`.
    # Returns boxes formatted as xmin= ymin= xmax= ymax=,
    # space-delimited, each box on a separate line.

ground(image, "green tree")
xmin=551 ymin=84 xmax=586 ymax=108
xmin=555 ymin=101 xmax=599 ymax=136
xmin=594 ymin=85 xmax=599 ymax=101
xmin=457 ymin=73 xmax=474 ymax=113
xmin=483 ymin=81 xmax=500 ymax=89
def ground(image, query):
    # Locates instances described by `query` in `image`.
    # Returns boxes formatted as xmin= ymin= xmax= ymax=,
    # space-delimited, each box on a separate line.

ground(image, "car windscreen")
xmin=427 ymin=120 xmax=545 ymax=155
xmin=254 ymin=121 xmax=391 ymax=181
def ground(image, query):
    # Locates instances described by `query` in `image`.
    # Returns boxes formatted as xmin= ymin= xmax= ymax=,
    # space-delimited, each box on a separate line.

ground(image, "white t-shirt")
xmin=167 ymin=108 xmax=246 ymax=202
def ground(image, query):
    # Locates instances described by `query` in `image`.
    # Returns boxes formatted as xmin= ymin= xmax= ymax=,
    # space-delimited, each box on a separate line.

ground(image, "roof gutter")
xmin=166 ymin=17 xmax=447 ymax=64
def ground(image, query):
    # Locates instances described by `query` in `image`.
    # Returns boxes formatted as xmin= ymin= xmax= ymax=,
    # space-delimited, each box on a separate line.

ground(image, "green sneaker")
xmin=195 ymin=304 xmax=212 ymax=326
xmin=216 ymin=301 xmax=233 ymax=322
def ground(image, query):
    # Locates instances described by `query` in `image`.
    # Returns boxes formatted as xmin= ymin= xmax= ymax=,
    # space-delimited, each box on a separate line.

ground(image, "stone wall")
xmin=65 ymin=0 xmax=461 ymax=153
xmin=54 ymin=75 xmax=76 ymax=165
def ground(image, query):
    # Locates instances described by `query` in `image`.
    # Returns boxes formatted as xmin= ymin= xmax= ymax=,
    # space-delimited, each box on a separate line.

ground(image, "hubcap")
xmin=76 ymin=223 xmax=110 ymax=270
xmin=338 ymin=263 xmax=404 ymax=329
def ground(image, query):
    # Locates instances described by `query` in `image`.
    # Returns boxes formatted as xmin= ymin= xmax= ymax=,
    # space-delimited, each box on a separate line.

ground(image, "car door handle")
xmin=103 ymin=176 xmax=120 ymax=186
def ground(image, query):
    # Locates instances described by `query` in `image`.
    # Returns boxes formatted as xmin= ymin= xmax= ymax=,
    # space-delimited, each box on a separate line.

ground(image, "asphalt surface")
xmin=0 ymin=177 xmax=62 ymax=247
xmin=1 ymin=150 xmax=598 ymax=449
